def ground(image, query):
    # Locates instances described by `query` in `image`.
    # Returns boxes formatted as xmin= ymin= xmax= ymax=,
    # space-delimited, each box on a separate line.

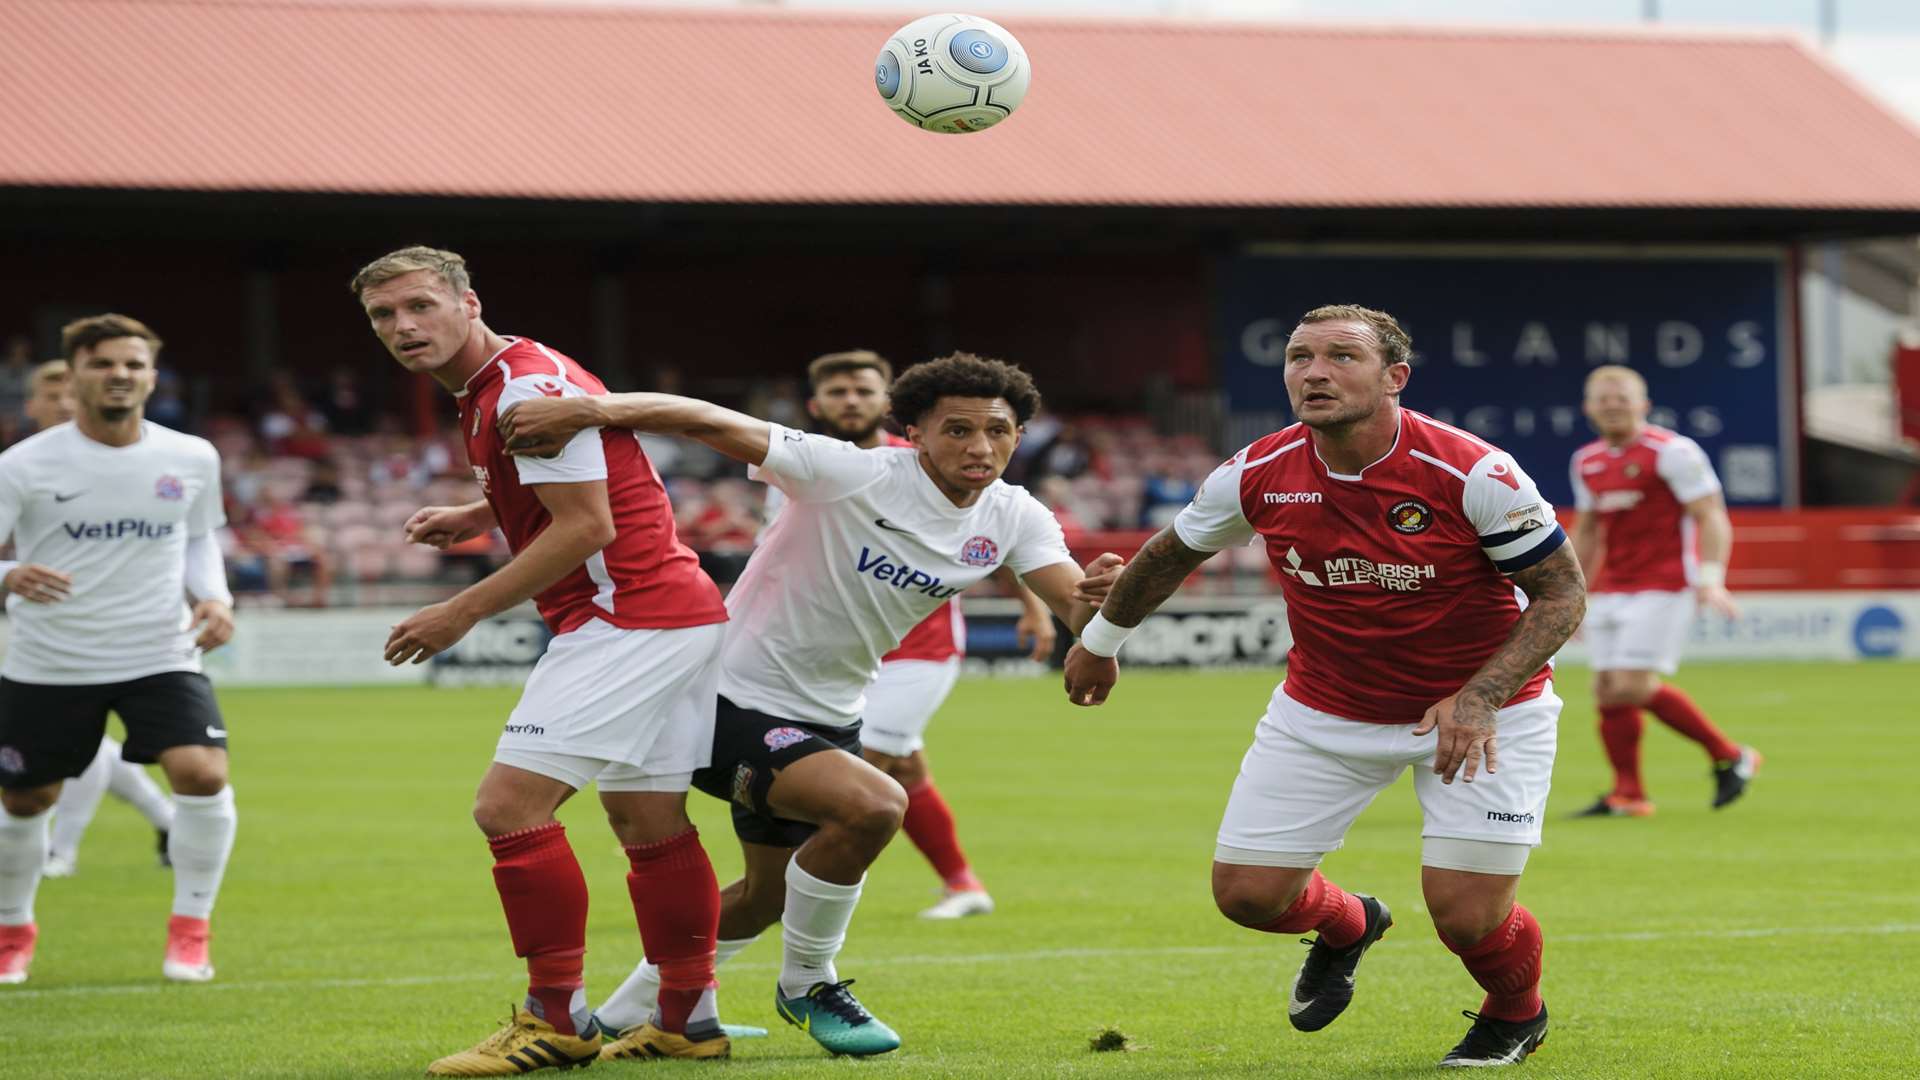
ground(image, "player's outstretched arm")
xmin=501 ymin=393 xmax=773 ymax=466
xmin=1062 ymin=528 xmax=1214 ymax=707
xmin=1416 ymin=545 xmax=1588 ymax=784
xmin=385 ymin=481 xmax=616 ymax=665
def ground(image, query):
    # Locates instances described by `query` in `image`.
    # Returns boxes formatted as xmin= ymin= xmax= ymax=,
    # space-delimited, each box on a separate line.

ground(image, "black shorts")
xmin=0 ymin=672 xmax=227 ymax=790
xmin=690 ymin=695 xmax=862 ymax=848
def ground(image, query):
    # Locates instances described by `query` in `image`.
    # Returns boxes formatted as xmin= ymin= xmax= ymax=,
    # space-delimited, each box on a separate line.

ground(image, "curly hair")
xmin=888 ymin=352 xmax=1042 ymax=430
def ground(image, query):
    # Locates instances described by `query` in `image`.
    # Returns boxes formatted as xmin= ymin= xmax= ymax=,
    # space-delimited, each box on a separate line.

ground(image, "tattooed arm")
xmin=1414 ymin=544 xmax=1588 ymax=784
xmin=1062 ymin=526 xmax=1216 ymax=706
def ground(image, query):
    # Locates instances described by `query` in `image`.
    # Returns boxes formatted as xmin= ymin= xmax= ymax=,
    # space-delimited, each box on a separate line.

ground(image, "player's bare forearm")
xmin=450 ymin=485 xmax=615 ymax=623
xmin=1569 ymin=513 xmax=1603 ymax=586
xmin=508 ymin=393 xmax=772 ymax=466
xmin=1686 ymin=494 xmax=1734 ymax=565
xmin=1457 ymin=545 xmax=1587 ymax=711
xmin=1100 ymin=527 xmax=1213 ymax=628
xmin=1019 ymin=561 xmax=1101 ymax=634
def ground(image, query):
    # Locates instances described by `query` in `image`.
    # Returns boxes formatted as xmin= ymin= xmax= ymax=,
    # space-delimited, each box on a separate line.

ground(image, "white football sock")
xmin=48 ymin=740 xmax=116 ymax=861
xmin=169 ymin=787 xmax=237 ymax=919
xmin=778 ymin=860 xmax=863 ymax=1000
xmin=597 ymin=935 xmax=759 ymax=1033
xmin=0 ymin=809 xmax=50 ymax=925
xmin=107 ymin=749 xmax=175 ymax=832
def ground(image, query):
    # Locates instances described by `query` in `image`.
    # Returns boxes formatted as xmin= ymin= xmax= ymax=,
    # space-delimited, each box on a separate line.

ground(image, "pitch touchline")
xmin=11 ymin=922 xmax=1918 ymax=1001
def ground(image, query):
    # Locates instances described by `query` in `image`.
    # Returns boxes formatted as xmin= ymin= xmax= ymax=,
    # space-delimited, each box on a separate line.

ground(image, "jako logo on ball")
xmin=876 ymin=13 xmax=1031 ymax=134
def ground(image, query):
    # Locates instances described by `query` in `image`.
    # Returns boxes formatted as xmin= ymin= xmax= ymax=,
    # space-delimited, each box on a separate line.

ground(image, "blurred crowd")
xmin=3 ymin=344 xmax=1236 ymax=606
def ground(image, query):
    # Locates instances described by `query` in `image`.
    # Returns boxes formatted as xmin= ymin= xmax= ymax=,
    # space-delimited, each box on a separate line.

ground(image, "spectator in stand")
xmin=320 ymin=366 xmax=372 ymax=436
xmin=231 ymin=496 xmax=334 ymax=606
xmin=0 ymin=336 xmax=33 ymax=423
xmin=680 ymin=478 xmax=761 ymax=554
xmin=146 ymin=369 xmax=190 ymax=432
xmin=1139 ymin=453 xmax=1201 ymax=529
xmin=259 ymin=372 xmax=331 ymax=460
xmin=302 ymin=458 xmax=346 ymax=505
xmin=1034 ymin=475 xmax=1091 ymax=540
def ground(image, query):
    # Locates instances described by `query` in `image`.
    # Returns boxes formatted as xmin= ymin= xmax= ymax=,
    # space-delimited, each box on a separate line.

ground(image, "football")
xmin=875 ymin=13 xmax=1031 ymax=134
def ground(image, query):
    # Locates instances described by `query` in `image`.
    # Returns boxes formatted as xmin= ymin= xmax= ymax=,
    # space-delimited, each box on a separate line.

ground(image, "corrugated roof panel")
xmin=3 ymin=1 xmax=1919 ymax=209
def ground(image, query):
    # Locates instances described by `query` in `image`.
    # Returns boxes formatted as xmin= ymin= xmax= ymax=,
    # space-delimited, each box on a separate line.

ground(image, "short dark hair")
xmin=61 ymin=314 xmax=162 ymax=360
xmin=807 ymin=350 xmax=893 ymax=390
xmin=1298 ymin=304 xmax=1413 ymax=367
xmin=888 ymin=352 xmax=1041 ymax=429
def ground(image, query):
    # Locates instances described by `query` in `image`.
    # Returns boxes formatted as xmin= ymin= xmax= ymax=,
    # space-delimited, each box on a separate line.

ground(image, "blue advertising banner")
xmin=1216 ymin=251 xmax=1790 ymax=506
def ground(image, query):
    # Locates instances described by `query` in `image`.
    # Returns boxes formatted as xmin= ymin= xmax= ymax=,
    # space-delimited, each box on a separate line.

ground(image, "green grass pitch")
xmin=4 ymin=663 xmax=1917 ymax=1078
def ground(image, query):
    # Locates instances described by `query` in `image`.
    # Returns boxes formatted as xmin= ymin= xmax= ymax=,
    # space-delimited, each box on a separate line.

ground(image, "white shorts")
xmin=493 ymin=619 xmax=723 ymax=792
xmin=1215 ymin=683 xmax=1561 ymax=872
xmin=1585 ymin=590 xmax=1694 ymax=675
xmin=859 ymin=657 xmax=963 ymax=757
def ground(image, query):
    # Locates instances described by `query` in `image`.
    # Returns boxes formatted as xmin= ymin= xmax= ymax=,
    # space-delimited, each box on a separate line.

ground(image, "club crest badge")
xmin=763 ymin=727 xmax=811 ymax=752
xmin=1388 ymin=499 xmax=1434 ymax=535
xmin=154 ymin=475 xmax=184 ymax=500
xmin=0 ymin=746 xmax=23 ymax=775
xmin=960 ymin=535 xmax=999 ymax=567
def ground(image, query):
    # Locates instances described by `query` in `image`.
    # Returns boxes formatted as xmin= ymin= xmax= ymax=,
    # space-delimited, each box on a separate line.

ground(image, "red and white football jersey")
xmin=1570 ymin=426 xmax=1721 ymax=594
xmin=456 ymin=338 xmax=727 ymax=637
xmin=1174 ymin=410 xmax=1566 ymax=724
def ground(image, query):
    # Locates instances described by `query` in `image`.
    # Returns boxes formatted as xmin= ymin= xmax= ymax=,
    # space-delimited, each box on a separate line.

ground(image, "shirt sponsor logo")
xmin=1282 ymin=546 xmax=1435 ymax=592
xmin=856 ymin=546 xmax=963 ymax=599
xmin=155 ymin=474 xmax=184 ymax=501
xmin=1262 ymin=492 xmax=1323 ymax=504
xmin=764 ymin=727 xmax=811 ymax=751
xmin=1505 ymin=503 xmax=1555 ymax=532
xmin=1485 ymin=810 xmax=1537 ymax=824
xmin=960 ymin=535 xmax=999 ymax=567
xmin=471 ymin=464 xmax=491 ymax=495
xmin=1596 ymin=489 xmax=1643 ymax=513
xmin=1388 ymin=499 xmax=1433 ymax=534
xmin=61 ymin=519 xmax=176 ymax=541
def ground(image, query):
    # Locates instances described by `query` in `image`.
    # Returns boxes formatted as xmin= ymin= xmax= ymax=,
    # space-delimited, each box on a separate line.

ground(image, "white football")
xmin=875 ymin=13 xmax=1031 ymax=134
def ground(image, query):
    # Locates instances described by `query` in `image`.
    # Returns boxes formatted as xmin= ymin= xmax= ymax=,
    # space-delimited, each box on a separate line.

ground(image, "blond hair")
xmin=27 ymin=359 xmax=69 ymax=392
xmin=1584 ymin=365 xmax=1648 ymax=398
xmin=349 ymin=245 xmax=472 ymax=298
xmin=1298 ymin=304 xmax=1414 ymax=367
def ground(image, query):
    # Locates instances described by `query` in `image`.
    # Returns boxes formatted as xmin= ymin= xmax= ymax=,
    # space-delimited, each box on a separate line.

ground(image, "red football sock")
xmin=625 ymin=829 xmax=719 ymax=1035
xmin=489 ymin=822 xmax=589 ymax=1036
xmin=1646 ymin=685 xmax=1740 ymax=763
xmin=1598 ymin=705 xmax=1647 ymax=801
xmin=901 ymin=781 xmax=982 ymax=892
xmin=1252 ymin=869 xmax=1367 ymax=949
xmin=1444 ymin=904 xmax=1545 ymax=1023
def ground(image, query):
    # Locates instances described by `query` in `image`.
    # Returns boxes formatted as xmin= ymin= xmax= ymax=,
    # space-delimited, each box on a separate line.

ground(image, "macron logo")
xmin=1263 ymin=492 xmax=1322 ymax=504
xmin=1485 ymin=810 xmax=1536 ymax=824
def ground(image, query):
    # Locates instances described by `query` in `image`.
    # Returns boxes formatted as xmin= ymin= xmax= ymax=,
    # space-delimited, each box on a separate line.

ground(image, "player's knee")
xmin=1 ymin=787 xmax=58 ymax=817
xmin=1428 ymin=896 xmax=1508 ymax=948
xmin=833 ymin=780 xmax=907 ymax=844
xmin=471 ymin=796 xmax=536 ymax=837
xmin=167 ymin=767 xmax=228 ymax=797
xmin=1212 ymin=877 xmax=1301 ymax=929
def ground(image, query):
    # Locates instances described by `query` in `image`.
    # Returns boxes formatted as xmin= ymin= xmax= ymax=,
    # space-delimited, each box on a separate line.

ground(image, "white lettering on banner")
xmin=1515 ymin=322 xmax=1558 ymax=365
xmin=1429 ymin=405 xmax=1708 ymax=442
xmin=1586 ymin=323 xmax=1629 ymax=363
xmin=1728 ymin=321 xmax=1767 ymax=368
xmin=1656 ymin=321 xmax=1704 ymax=367
xmin=1452 ymin=323 xmax=1490 ymax=367
xmin=1122 ymin=604 xmax=1292 ymax=666
xmin=1241 ymin=318 xmax=1288 ymax=366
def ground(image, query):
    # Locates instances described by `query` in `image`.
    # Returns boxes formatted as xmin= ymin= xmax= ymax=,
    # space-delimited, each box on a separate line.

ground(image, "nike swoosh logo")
xmin=54 ymin=491 xmax=85 ymax=502
xmin=206 ymin=726 xmax=228 ymax=739
xmin=873 ymin=518 xmax=910 ymax=533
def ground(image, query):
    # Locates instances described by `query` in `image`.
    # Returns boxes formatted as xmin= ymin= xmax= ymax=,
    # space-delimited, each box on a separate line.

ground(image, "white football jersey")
xmin=0 ymin=422 xmax=226 ymax=684
xmin=721 ymin=425 xmax=1072 ymax=726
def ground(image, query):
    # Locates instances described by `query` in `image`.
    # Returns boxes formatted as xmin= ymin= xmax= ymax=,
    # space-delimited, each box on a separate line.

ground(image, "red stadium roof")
xmin=5 ymin=0 xmax=1920 ymax=210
